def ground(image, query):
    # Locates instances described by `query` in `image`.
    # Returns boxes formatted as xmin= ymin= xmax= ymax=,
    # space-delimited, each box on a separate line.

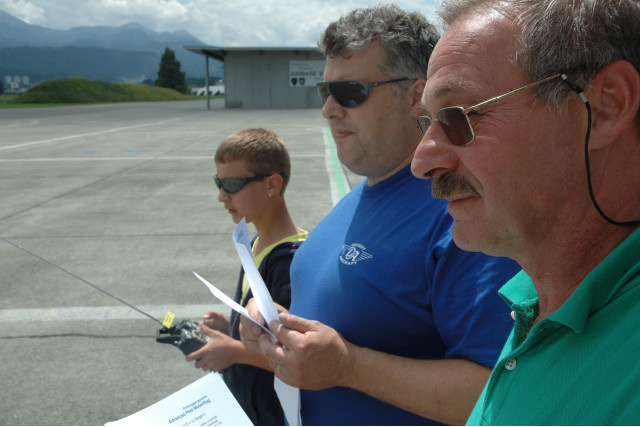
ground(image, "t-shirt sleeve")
xmin=428 ymin=227 xmax=521 ymax=367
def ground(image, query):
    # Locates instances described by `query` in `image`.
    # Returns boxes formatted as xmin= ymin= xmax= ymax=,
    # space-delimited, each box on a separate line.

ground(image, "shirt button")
xmin=505 ymin=359 xmax=517 ymax=370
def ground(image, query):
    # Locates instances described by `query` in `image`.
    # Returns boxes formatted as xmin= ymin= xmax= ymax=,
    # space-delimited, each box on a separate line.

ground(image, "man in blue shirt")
xmin=240 ymin=4 xmax=521 ymax=425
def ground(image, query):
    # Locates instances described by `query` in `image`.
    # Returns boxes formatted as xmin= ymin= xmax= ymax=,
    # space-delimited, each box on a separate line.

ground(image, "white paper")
xmin=191 ymin=272 xmax=300 ymax=424
xmin=106 ymin=372 xmax=252 ymax=426
xmin=274 ymin=377 xmax=301 ymax=426
xmin=232 ymin=218 xmax=301 ymax=426
xmin=232 ymin=218 xmax=280 ymax=325
xmin=193 ymin=272 xmax=276 ymax=342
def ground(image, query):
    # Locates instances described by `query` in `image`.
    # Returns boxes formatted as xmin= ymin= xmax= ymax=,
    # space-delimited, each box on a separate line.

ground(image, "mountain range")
xmin=0 ymin=10 xmax=222 ymax=84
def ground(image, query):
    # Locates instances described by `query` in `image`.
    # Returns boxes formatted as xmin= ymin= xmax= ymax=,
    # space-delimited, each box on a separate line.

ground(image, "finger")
xmin=185 ymin=346 xmax=205 ymax=361
xmin=240 ymin=316 xmax=264 ymax=338
xmin=198 ymin=322 xmax=217 ymax=338
xmin=270 ymin=325 xmax=300 ymax=354
xmin=278 ymin=313 xmax=315 ymax=332
xmin=273 ymin=303 xmax=289 ymax=315
xmin=245 ymin=299 xmax=266 ymax=324
xmin=258 ymin=332 xmax=287 ymax=360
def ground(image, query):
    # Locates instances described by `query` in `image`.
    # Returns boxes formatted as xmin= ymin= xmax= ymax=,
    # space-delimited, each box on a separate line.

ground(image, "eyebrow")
xmin=422 ymin=77 xmax=482 ymax=111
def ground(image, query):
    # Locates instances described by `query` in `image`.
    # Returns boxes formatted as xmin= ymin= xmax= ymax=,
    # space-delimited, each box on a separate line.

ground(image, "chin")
xmin=452 ymin=223 xmax=511 ymax=259
xmin=451 ymin=224 xmax=486 ymax=253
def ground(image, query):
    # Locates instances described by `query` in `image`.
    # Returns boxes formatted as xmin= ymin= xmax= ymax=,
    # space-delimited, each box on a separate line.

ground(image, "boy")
xmin=186 ymin=128 xmax=307 ymax=425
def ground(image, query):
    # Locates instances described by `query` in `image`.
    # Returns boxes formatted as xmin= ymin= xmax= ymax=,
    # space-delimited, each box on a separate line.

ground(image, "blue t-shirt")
xmin=289 ymin=166 xmax=521 ymax=426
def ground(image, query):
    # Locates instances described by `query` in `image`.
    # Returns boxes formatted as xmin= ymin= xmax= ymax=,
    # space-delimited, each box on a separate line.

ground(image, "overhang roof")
xmin=183 ymin=46 xmax=320 ymax=62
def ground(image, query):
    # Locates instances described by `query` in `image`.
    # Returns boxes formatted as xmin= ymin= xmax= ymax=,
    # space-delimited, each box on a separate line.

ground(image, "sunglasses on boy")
xmin=416 ymin=73 xmax=565 ymax=146
xmin=213 ymin=174 xmax=270 ymax=194
xmin=213 ymin=173 xmax=287 ymax=194
xmin=317 ymin=77 xmax=412 ymax=108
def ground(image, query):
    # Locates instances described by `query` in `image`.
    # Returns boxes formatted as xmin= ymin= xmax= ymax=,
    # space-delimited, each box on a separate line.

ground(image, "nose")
xmin=321 ymin=95 xmax=346 ymax=120
xmin=411 ymin=125 xmax=460 ymax=180
xmin=217 ymin=188 xmax=230 ymax=202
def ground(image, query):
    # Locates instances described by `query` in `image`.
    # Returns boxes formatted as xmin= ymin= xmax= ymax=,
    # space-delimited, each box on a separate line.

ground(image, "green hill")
xmin=10 ymin=78 xmax=188 ymax=104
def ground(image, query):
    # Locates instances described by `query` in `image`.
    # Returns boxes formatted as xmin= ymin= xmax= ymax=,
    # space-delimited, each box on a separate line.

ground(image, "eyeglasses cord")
xmin=563 ymin=74 xmax=640 ymax=226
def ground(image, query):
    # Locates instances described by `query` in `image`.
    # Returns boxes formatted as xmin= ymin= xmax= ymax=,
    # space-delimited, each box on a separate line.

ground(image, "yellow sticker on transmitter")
xmin=162 ymin=311 xmax=175 ymax=328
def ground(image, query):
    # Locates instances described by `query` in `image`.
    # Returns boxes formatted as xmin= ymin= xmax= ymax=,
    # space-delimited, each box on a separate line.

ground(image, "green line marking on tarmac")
xmin=323 ymin=127 xmax=348 ymax=200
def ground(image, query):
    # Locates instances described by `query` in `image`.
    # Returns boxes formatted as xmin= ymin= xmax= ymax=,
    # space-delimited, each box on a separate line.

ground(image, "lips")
xmin=333 ymin=129 xmax=352 ymax=140
xmin=331 ymin=122 xmax=353 ymax=140
xmin=446 ymin=194 xmax=475 ymax=203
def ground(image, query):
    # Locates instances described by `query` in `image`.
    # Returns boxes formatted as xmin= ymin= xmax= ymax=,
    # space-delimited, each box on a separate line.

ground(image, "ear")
xmin=586 ymin=60 xmax=640 ymax=149
xmin=408 ymin=77 xmax=427 ymax=118
xmin=265 ymin=173 xmax=283 ymax=197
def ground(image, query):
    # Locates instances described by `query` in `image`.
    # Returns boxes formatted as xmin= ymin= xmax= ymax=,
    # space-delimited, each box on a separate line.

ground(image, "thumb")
xmin=199 ymin=321 xmax=217 ymax=338
xmin=277 ymin=312 xmax=316 ymax=333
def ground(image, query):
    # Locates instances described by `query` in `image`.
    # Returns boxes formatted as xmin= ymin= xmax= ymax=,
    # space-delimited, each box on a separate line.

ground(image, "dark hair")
xmin=318 ymin=3 xmax=439 ymax=95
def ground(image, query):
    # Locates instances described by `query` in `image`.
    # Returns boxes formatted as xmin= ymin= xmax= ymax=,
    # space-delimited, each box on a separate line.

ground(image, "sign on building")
xmin=289 ymin=60 xmax=325 ymax=87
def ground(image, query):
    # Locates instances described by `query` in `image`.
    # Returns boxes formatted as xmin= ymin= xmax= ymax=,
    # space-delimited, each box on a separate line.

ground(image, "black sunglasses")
xmin=317 ymin=77 xmax=411 ymax=108
xmin=213 ymin=174 xmax=270 ymax=194
xmin=416 ymin=74 xmax=564 ymax=146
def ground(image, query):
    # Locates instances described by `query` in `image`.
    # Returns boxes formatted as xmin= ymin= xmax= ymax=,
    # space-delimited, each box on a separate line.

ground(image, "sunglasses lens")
xmin=438 ymin=107 xmax=474 ymax=146
xmin=317 ymin=83 xmax=329 ymax=104
xmin=332 ymin=81 xmax=367 ymax=108
xmin=214 ymin=176 xmax=245 ymax=194
xmin=226 ymin=178 xmax=246 ymax=193
xmin=318 ymin=81 xmax=368 ymax=108
xmin=416 ymin=116 xmax=431 ymax=135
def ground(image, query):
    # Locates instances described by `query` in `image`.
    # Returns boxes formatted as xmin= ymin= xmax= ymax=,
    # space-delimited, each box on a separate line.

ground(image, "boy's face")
xmin=215 ymin=159 xmax=269 ymax=225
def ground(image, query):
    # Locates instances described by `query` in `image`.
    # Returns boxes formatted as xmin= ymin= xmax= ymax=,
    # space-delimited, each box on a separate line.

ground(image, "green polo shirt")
xmin=468 ymin=228 xmax=640 ymax=426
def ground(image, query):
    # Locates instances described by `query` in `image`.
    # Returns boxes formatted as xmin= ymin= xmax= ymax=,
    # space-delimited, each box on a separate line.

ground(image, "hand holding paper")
xmin=193 ymin=272 xmax=276 ymax=342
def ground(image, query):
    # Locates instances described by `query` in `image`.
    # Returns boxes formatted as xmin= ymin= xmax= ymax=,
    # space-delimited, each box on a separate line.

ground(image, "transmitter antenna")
xmin=0 ymin=235 xmax=164 ymax=326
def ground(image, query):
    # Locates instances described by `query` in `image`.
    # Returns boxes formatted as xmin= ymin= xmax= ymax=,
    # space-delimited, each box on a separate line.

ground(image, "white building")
xmin=184 ymin=46 xmax=324 ymax=109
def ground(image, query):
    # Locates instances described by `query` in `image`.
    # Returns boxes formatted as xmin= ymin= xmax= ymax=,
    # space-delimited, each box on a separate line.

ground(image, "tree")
xmin=155 ymin=47 xmax=187 ymax=94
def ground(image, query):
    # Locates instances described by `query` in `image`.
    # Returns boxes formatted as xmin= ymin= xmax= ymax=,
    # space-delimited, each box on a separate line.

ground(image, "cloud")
xmin=0 ymin=0 xmax=439 ymax=46
xmin=0 ymin=0 xmax=46 ymax=24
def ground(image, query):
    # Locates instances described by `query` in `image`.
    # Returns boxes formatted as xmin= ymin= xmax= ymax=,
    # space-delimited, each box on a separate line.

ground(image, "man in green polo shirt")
xmin=411 ymin=0 xmax=640 ymax=424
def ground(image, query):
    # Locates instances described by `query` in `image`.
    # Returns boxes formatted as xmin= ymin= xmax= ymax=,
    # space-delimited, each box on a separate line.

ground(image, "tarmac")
xmin=0 ymin=98 xmax=363 ymax=426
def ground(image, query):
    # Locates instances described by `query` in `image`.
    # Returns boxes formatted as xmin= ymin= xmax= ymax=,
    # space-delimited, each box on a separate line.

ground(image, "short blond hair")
xmin=215 ymin=128 xmax=291 ymax=194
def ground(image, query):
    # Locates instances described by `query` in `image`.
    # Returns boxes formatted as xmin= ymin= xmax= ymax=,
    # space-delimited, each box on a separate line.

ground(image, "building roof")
xmin=183 ymin=46 xmax=320 ymax=62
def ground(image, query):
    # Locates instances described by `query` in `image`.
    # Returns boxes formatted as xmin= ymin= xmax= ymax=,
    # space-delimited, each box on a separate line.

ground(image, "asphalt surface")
xmin=0 ymin=99 xmax=362 ymax=426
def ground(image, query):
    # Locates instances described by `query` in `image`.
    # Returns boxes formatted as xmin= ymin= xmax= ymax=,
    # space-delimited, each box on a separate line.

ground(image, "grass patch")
xmin=4 ymin=78 xmax=193 ymax=107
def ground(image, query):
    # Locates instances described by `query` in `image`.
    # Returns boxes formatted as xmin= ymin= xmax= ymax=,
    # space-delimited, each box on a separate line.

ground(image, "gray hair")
xmin=439 ymin=0 xmax=640 ymax=113
xmin=318 ymin=3 xmax=439 ymax=94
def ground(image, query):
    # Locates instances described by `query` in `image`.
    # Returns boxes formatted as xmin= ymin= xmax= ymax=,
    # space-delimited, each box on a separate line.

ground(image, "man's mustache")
xmin=432 ymin=172 xmax=481 ymax=199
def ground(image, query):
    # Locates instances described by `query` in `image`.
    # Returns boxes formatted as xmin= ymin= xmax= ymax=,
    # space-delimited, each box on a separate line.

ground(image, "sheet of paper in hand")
xmin=192 ymin=272 xmax=276 ymax=342
xmin=105 ymin=372 xmax=252 ymax=426
xmin=232 ymin=218 xmax=280 ymax=326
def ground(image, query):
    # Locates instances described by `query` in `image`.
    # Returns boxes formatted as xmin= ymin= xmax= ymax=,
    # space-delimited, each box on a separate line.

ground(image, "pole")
xmin=205 ymin=56 xmax=210 ymax=110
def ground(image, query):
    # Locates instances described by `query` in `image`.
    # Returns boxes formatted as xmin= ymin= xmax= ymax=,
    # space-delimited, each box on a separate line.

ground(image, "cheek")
xmin=235 ymin=191 xmax=268 ymax=219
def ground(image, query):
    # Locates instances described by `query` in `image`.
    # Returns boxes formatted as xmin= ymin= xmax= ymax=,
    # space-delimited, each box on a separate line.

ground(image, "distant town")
xmin=3 ymin=75 xmax=32 ymax=93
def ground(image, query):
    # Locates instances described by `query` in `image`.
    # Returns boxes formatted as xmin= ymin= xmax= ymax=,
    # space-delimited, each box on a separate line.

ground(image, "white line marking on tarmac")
xmin=0 ymin=118 xmax=183 ymax=152
xmin=0 ymin=154 xmax=324 ymax=162
xmin=0 ymin=304 xmax=228 ymax=322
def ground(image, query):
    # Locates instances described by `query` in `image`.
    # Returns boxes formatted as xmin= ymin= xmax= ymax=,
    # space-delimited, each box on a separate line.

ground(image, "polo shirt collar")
xmin=499 ymin=228 xmax=640 ymax=334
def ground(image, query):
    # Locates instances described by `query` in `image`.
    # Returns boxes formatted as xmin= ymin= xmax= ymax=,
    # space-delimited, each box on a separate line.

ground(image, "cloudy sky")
xmin=0 ymin=0 xmax=440 ymax=46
